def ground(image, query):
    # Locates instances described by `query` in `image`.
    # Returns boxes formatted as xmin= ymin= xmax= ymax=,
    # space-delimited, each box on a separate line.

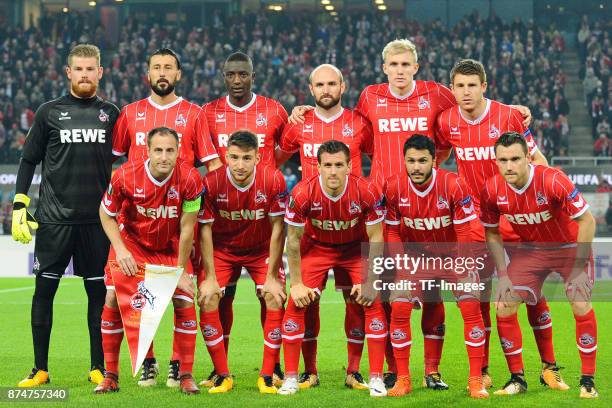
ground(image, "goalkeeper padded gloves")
xmin=12 ymin=193 xmax=38 ymax=244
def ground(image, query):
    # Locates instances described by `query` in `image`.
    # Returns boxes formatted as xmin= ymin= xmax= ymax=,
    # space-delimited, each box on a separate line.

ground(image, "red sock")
xmin=219 ymin=294 xmax=234 ymax=355
xmin=145 ymin=344 xmax=155 ymax=360
xmin=282 ymin=301 xmax=306 ymax=377
xmin=365 ymin=301 xmax=387 ymax=377
xmin=261 ymin=308 xmax=284 ymax=376
xmin=302 ymin=301 xmax=320 ymax=374
xmin=575 ymin=309 xmax=597 ymax=376
xmin=101 ymin=306 xmax=123 ymax=374
xmin=390 ymin=301 xmax=413 ymax=377
xmin=200 ymin=310 xmax=229 ymax=375
xmin=383 ymin=301 xmax=396 ymax=373
xmin=422 ymin=302 xmax=445 ymax=374
xmin=173 ymin=306 xmax=197 ymax=374
xmin=480 ymin=301 xmax=491 ymax=369
xmin=526 ymin=299 xmax=555 ymax=364
xmin=345 ymin=302 xmax=365 ymax=373
xmin=496 ymin=313 xmax=524 ymax=373
xmin=458 ymin=301 xmax=485 ymax=377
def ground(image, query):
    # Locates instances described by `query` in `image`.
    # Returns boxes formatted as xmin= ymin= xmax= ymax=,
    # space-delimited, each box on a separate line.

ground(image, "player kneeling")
xmin=383 ymin=135 xmax=488 ymax=398
xmin=94 ymin=127 xmax=203 ymax=395
xmin=278 ymin=140 xmax=389 ymax=397
xmin=481 ymin=132 xmax=599 ymax=398
xmin=196 ymin=131 xmax=287 ymax=394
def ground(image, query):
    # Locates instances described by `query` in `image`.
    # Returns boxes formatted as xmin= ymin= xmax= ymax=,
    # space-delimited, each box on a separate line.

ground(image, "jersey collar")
xmin=226 ymin=166 xmax=256 ymax=192
xmin=314 ymin=107 xmax=344 ymax=123
xmin=319 ymin=175 xmax=348 ymax=202
xmin=459 ymin=98 xmax=491 ymax=125
xmin=147 ymin=96 xmax=183 ymax=110
xmin=145 ymin=159 xmax=175 ymax=187
xmin=408 ymin=168 xmax=437 ymax=198
xmin=508 ymin=164 xmax=534 ymax=195
xmin=388 ymin=81 xmax=416 ymax=100
xmin=226 ymin=93 xmax=257 ymax=112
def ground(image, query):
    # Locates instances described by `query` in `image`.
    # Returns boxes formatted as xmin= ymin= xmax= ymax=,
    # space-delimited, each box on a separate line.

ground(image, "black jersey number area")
xmin=22 ymin=94 xmax=120 ymax=224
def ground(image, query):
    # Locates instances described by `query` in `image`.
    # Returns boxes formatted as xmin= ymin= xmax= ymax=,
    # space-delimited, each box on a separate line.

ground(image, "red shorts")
xmin=506 ymin=245 xmax=594 ymax=304
xmin=300 ymin=240 xmax=363 ymax=294
xmin=104 ymin=240 xmax=194 ymax=302
xmin=196 ymin=247 xmax=286 ymax=292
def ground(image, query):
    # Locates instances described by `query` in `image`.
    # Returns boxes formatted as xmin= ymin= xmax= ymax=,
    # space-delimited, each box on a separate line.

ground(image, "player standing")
xmin=111 ymin=48 xmax=220 ymax=387
xmin=200 ymin=52 xmax=288 ymax=386
xmin=276 ymin=64 xmax=373 ymax=390
xmin=480 ymin=132 xmax=598 ymax=398
xmin=196 ymin=131 xmax=287 ymax=394
xmin=436 ymin=59 xmax=553 ymax=388
xmin=14 ymin=44 xmax=120 ymax=387
xmin=279 ymin=140 xmax=388 ymax=397
xmin=94 ymin=127 xmax=203 ymax=394
xmin=383 ymin=135 xmax=487 ymax=398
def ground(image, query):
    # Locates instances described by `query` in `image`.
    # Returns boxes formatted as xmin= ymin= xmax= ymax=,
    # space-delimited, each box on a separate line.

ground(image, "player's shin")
xmin=199 ymin=310 xmax=229 ymax=376
xmin=101 ymin=304 xmax=123 ymax=374
xmin=574 ymin=308 xmax=597 ymax=376
xmin=261 ymin=306 xmax=284 ymax=377
xmin=364 ymin=302 xmax=387 ymax=378
xmin=219 ymin=284 xmax=236 ymax=352
xmin=458 ymin=300 xmax=485 ymax=377
xmin=390 ymin=301 xmax=413 ymax=377
xmin=496 ymin=312 xmax=524 ymax=374
xmin=31 ymin=275 xmax=60 ymax=372
xmin=527 ymin=298 xmax=555 ymax=364
xmin=173 ymin=305 xmax=197 ymax=375
xmin=345 ymin=301 xmax=365 ymax=374
xmin=84 ymin=278 xmax=106 ymax=371
xmin=422 ymin=302 xmax=445 ymax=375
xmin=302 ymin=301 xmax=320 ymax=374
xmin=281 ymin=301 xmax=306 ymax=378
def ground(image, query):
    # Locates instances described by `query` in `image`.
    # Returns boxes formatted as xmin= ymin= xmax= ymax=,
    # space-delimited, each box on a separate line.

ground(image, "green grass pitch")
xmin=0 ymin=277 xmax=608 ymax=407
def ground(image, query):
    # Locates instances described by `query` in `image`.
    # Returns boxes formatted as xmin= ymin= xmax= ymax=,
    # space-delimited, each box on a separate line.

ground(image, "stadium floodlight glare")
xmin=62 ymin=7 xmax=69 ymax=13
xmin=88 ymin=1 xmax=96 ymax=6
xmin=321 ymin=0 xmax=331 ymax=5
xmin=375 ymin=0 xmax=385 ymax=4
xmin=330 ymin=11 xmax=338 ymax=16
xmin=268 ymin=5 xmax=283 ymax=11
xmin=378 ymin=4 xmax=387 ymax=10
xmin=325 ymin=5 xmax=334 ymax=10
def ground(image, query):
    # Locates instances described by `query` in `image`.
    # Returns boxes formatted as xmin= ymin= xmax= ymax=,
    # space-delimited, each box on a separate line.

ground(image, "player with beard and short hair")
xmin=15 ymin=44 xmax=120 ymax=388
xmin=481 ymin=132 xmax=599 ymax=398
xmin=200 ymin=51 xmax=288 ymax=388
xmin=111 ymin=48 xmax=221 ymax=388
xmin=276 ymin=64 xmax=373 ymax=391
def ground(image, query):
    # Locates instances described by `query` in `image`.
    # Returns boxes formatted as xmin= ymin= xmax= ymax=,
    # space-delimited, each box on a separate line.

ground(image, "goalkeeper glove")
xmin=12 ymin=193 xmax=38 ymax=244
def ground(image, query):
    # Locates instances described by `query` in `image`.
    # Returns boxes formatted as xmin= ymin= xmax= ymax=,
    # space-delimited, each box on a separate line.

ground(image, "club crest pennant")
xmin=110 ymin=262 xmax=183 ymax=376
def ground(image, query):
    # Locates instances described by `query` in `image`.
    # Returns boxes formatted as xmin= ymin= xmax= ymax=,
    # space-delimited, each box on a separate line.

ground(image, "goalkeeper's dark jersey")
xmin=22 ymin=93 xmax=120 ymax=224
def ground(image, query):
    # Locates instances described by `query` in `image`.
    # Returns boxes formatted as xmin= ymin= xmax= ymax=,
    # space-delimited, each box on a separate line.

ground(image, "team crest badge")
xmin=470 ymin=327 xmax=485 ymax=340
xmin=342 ymin=124 xmax=354 ymax=137
xmin=255 ymin=189 xmax=267 ymax=204
xmin=437 ymin=195 xmax=449 ymax=210
xmin=369 ymin=318 xmax=385 ymax=331
xmin=579 ymin=333 xmax=595 ymax=346
xmin=536 ymin=191 xmax=548 ymax=206
xmin=284 ymin=319 xmax=299 ymax=333
xmin=349 ymin=201 xmax=361 ymax=214
xmin=391 ymin=329 xmax=407 ymax=341
xmin=203 ymin=324 xmax=218 ymax=338
xmin=500 ymin=337 xmax=514 ymax=350
xmin=175 ymin=114 xmax=187 ymax=127
xmin=256 ymin=113 xmax=267 ymax=127
xmin=489 ymin=125 xmax=500 ymax=139
xmin=418 ymin=96 xmax=430 ymax=109
xmin=99 ymin=109 xmax=109 ymax=122
xmin=167 ymin=186 xmax=179 ymax=200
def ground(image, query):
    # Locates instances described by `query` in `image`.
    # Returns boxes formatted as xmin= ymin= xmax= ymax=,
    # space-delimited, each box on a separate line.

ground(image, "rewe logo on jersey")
xmin=455 ymin=146 xmax=496 ymax=161
xmin=219 ymin=208 xmax=266 ymax=221
xmin=378 ymin=117 xmax=428 ymax=133
xmin=311 ymin=217 xmax=360 ymax=231
xmin=60 ymin=129 xmax=107 ymax=143
xmin=504 ymin=210 xmax=552 ymax=225
xmin=403 ymin=215 xmax=452 ymax=230
xmin=218 ymin=133 xmax=266 ymax=148
xmin=136 ymin=204 xmax=179 ymax=219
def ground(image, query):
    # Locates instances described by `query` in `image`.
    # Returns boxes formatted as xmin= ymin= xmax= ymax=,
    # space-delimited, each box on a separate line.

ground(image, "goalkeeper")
xmin=13 ymin=44 xmax=120 ymax=387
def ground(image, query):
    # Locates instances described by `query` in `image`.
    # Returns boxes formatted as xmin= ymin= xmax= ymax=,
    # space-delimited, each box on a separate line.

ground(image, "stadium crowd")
xmin=577 ymin=16 xmax=612 ymax=155
xmin=0 ymin=9 xmax=574 ymax=165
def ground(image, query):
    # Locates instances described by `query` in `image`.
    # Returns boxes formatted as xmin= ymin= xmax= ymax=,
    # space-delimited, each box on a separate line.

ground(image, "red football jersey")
xmin=101 ymin=159 xmax=203 ymax=251
xmin=384 ymin=168 xmax=476 ymax=242
xmin=285 ymin=174 xmax=385 ymax=245
xmin=203 ymin=94 xmax=288 ymax=168
xmin=279 ymin=108 xmax=373 ymax=179
xmin=355 ymin=81 xmax=455 ymax=188
xmin=480 ymin=165 xmax=589 ymax=243
xmin=198 ymin=165 xmax=287 ymax=251
xmin=112 ymin=97 xmax=219 ymax=164
xmin=436 ymin=99 xmax=538 ymax=206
